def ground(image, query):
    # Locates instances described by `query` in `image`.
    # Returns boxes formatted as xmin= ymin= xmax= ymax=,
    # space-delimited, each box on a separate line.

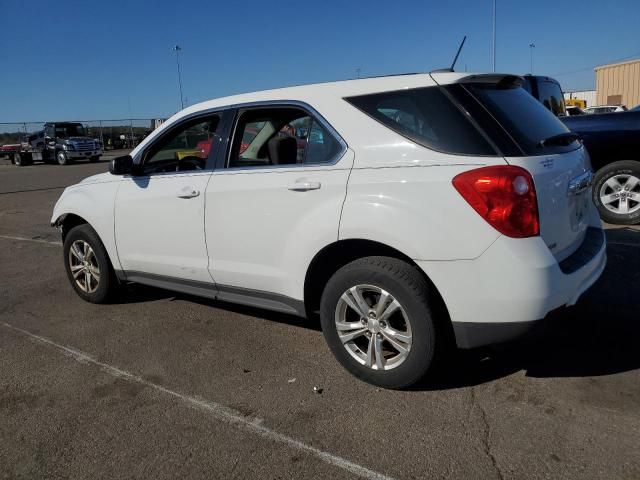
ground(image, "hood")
xmin=76 ymin=172 xmax=117 ymax=185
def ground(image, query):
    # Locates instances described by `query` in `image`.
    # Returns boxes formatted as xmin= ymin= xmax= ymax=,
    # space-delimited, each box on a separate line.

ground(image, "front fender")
xmin=51 ymin=181 xmax=122 ymax=271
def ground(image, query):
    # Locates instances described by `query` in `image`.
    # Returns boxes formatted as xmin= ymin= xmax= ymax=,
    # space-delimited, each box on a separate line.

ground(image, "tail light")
xmin=452 ymin=165 xmax=539 ymax=238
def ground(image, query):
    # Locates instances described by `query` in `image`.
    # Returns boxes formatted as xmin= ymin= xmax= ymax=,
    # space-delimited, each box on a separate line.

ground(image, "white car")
xmin=52 ymin=72 xmax=606 ymax=388
xmin=583 ymin=105 xmax=627 ymax=114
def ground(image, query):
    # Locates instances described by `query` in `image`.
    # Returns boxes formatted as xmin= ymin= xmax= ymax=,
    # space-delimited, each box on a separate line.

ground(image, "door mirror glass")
xmin=110 ymin=155 xmax=133 ymax=175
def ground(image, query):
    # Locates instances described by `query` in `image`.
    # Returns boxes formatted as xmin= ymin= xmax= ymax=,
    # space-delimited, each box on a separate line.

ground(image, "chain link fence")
xmin=0 ymin=119 xmax=165 ymax=150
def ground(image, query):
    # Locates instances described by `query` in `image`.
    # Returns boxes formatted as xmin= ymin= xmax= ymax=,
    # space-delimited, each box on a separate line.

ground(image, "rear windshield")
xmin=345 ymin=87 xmax=496 ymax=156
xmin=464 ymin=84 xmax=580 ymax=155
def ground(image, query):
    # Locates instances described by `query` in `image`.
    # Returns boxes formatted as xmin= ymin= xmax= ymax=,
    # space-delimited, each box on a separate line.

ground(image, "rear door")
xmin=205 ymin=104 xmax=352 ymax=300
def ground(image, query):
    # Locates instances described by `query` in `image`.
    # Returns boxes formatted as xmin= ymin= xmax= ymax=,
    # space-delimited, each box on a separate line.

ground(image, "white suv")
xmin=52 ymin=73 xmax=606 ymax=388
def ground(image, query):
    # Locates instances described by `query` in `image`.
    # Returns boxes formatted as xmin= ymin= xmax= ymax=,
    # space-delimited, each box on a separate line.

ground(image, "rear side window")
xmin=346 ymin=87 xmax=496 ymax=156
xmin=465 ymin=84 xmax=580 ymax=155
xmin=537 ymin=81 xmax=566 ymax=116
xmin=228 ymin=107 xmax=343 ymax=168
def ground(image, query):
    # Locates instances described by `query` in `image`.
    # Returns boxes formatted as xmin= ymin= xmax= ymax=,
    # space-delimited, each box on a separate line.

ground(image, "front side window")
xmin=345 ymin=87 xmax=496 ymax=156
xmin=142 ymin=115 xmax=220 ymax=175
xmin=228 ymin=107 xmax=342 ymax=168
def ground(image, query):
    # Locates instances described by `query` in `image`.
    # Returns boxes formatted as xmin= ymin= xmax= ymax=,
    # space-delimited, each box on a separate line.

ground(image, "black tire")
xmin=593 ymin=161 xmax=640 ymax=225
xmin=56 ymin=151 xmax=70 ymax=165
xmin=320 ymin=256 xmax=441 ymax=389
xmin=13 ymin=153 xmax=24 ymax=166
xmin=63 ymin=224 xmax=117 ymax=303
xmin=90 ymin=155 xmax=100 ymax=163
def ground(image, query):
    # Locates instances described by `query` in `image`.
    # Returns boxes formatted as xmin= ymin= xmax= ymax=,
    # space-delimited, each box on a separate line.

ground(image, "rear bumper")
xmin=452 ymin=318 xmax=545 ymax=349
xmin=417 ymin=226 xmax=606 ymax=349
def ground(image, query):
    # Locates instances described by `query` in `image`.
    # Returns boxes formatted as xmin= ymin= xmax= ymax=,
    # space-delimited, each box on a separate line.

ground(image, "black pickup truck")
xmin=561 ymin=108 xmax=640 ymax=225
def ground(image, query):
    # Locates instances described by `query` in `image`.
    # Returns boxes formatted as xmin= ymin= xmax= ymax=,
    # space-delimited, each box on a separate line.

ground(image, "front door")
xmin=115 ymin=114 xmax=222 ymax=284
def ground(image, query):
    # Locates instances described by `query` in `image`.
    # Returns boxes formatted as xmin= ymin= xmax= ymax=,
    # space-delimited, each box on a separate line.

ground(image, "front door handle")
xmin=287 ymin=181 xmax=321 ymax=192
xmin=177 ymin=186 xmax=200 ymax=198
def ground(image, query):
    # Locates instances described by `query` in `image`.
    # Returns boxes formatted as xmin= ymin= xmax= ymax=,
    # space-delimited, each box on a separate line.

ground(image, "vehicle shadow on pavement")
xmin=419 ymin=227 xmax=640 ymax=390
xmin=112 ymin=228 xmax=639 ymax=390
xmin=113 ymin=284 xmax=322 ymax=331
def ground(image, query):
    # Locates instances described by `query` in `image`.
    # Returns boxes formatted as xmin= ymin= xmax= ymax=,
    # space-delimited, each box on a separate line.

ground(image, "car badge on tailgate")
xmin=540 ymin=158 xmax=554 ymax=169
xmin=568 ymin=171 xmax=593 ymax=196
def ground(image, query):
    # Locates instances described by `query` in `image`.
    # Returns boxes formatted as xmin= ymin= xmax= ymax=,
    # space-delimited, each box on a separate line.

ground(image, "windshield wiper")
xmin=537 ymin=132 xmax=580 ymax=148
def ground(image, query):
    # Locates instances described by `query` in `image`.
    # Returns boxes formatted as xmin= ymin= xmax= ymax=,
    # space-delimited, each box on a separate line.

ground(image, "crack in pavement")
xmin=470 ymin=386 xmax=505 ymax=480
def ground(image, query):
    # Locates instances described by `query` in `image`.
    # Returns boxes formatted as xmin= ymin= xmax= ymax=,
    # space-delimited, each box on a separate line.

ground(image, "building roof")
xmin=594 ymin=58 xmax=640 ymax=71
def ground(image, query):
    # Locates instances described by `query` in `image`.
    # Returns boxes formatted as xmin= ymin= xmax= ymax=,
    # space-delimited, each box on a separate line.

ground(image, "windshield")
xmin=464 ymin=84 xmax=580 ymax=155
xmin=54 ymin=124 xmax=87 ymax=138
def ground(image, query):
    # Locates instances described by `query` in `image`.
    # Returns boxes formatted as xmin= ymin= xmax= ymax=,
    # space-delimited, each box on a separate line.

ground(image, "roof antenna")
xmin=431 ymin=36 xmax=467 ymax=73
xmin=450 ymin=36 xmax=467 ymax=72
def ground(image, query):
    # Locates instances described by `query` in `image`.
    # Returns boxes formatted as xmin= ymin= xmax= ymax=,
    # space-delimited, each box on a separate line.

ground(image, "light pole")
xmin=172 ymin=45 xmax=185 ymax=110
xmin=492 ymin=0 xmax=496 ymax=72
xmin=356 ymin=67 xmax=361 ymax=79
xmin=529 ymin=43 xmax=535 ymax=74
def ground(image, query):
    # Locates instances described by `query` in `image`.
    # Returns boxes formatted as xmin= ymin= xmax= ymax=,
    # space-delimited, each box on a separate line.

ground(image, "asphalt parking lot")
xmin=1 ymin=156 xmax=639 ymax=480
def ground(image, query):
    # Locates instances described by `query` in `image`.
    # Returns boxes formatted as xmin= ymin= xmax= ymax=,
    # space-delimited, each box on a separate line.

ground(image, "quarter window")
xmin=228 ymin=107 xmax=342 ymax=168
xmin=346 ymin=87 xmax=496 ymax=156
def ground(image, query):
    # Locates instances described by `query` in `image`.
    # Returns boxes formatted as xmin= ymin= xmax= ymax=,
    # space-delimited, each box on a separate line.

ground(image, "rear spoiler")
xmin=429 ymin=73 xmax=524 ymax=88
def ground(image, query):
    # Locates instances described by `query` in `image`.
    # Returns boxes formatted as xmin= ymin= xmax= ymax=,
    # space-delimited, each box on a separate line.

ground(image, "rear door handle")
xmin=177 ymin=186 xmax=200 ymax=198
xmin=287 ymin=181 xmax=321 ymax=191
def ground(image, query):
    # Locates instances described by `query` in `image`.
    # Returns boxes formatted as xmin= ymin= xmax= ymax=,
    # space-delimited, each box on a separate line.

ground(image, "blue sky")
xmin=1 ymin=0 xmax=639 ymax=122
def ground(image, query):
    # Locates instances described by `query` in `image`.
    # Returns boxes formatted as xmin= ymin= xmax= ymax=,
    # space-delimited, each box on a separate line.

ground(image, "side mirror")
xmin=109 ymin=155 xmax=134 ymax=175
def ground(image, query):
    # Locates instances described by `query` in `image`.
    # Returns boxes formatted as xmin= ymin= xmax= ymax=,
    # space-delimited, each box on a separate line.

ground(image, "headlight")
xmin=63 ymin=144 xmax=75 ymax=151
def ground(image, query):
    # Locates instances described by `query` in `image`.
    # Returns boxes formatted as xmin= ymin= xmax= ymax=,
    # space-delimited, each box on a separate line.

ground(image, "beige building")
xmin=595 ymin=58 xmax=640 ymax=109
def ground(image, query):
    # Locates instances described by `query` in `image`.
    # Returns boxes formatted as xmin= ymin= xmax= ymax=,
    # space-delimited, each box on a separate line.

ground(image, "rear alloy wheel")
xmin=320 ymin=256 xmax=440 ymax=389
xmin=57 ymin=151 xmax=70 ymax=165
xmin=593 ymin=161 xmax=640 ymax=225
xmin=334 ymin=285 xmax=412 ymax=371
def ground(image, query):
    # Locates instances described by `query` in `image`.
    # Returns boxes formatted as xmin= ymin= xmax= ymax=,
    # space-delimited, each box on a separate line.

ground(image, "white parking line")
xmin=0 ymin=235 xmax=62 ymax=246
xmin=2 ymin=322 xmax=395 ymax=480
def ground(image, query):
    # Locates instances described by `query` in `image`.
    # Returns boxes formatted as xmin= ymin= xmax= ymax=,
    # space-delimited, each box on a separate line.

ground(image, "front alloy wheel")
xmin=63 ymin=224 xmax=117 ymax=303
xmin=57 ymin=151 xmax=69 ymax=165
xmin=68 ymin=240 xmax=100 ymax=293
xmin=335 ymin=285 xmax=412 ymax=371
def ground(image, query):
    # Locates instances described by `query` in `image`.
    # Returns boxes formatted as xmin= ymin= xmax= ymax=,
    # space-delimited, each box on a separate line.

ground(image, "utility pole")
xmin=172 ymin=45 xmax=185 ymax=110
xmin=492 ymin=0 xmax=496 ymax=72
xmin=529 ymin=43 xmax=536 ymax=74
xmin=356 ymin=68 xmax=361 ymax=79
